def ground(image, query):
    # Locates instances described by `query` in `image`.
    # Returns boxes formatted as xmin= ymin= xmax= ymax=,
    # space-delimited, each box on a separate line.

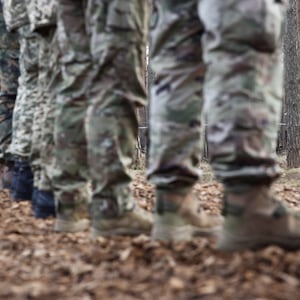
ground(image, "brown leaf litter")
xmin=0 ymin=174 xmax=299 ymax=300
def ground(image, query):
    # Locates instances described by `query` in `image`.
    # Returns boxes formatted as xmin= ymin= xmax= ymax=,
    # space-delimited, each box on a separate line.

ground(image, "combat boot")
xmin=11 ymin=159 xmax=33 ymax=201
xmin=55 ymin=202 xmax=89 ymax=233
xmin=34 ymin=190 xmax=56 ymax=219
xmin=90 ymin=203 xmax=153 ymax=238
xmin=218 ymin=185 xmax=300 ymax=251
xmin=151 ymin=190 xmax=223 ymax=242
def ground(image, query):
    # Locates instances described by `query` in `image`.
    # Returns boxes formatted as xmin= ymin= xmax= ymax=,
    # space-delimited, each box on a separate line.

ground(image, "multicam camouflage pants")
xmin=148 ymin=0 xmax=284 ymax=193
xmin=54 ymin=0 xmax=148 ymax=218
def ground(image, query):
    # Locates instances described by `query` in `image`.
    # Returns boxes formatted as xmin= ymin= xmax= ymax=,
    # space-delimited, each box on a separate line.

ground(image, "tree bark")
xmin=285 ymin=0 xmax=300 ymax=167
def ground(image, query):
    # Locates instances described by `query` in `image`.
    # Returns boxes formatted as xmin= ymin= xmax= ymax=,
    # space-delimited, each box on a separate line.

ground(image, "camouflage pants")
xmin=29 ymin=35 xmax=47 ymax=188
xmin=39 ymin=28 xmax=62 ymax=192
xmin=30 ymin=30 xmax=58 ymax=190
xmin=0 ymin=49 xmax=19 ymax=162
xmin=0 ymin=6 xmax=20 ymax=162
xmin=0 ymin=94 xmax=15 ymax=161
xmin=53 ymin=0 xmax=91 ymax=215
xmin=148 ymin=0 xmax=284 ymax=192
xmin=54 ymin=0 xmax=148 ymax=218
xmin=9 ymin=25 xmax=39 ymax=160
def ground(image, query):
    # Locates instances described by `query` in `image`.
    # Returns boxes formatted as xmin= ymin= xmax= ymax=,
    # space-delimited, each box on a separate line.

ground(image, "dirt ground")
xmin=1 ymin=167 xmax=300 ymax=300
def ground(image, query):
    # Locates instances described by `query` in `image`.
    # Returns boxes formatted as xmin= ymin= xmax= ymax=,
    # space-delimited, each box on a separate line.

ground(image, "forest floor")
xmin=1 ymin=161 xmax=300 ymax=300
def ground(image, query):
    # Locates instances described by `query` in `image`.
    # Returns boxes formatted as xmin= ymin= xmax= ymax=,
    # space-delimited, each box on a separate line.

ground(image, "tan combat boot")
xmin=90 ymin=204 xmax=153 ymax=238
xmin=55 ymin=204 xmax=89 ymax=233
xmin=218 ymin=185 xmax=300 ymax=251
xmin=151 ymin=191 xmax=223 ymax=242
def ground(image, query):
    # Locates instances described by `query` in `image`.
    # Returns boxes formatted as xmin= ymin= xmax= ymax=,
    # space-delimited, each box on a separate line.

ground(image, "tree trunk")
xmin=285 ymin=0 xmax=300 ymax=168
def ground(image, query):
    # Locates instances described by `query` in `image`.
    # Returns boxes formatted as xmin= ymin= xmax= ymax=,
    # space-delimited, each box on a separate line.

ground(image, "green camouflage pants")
xmin=54 ymin=0 xmax=148 ymax=218
xmin=9 ymin=25 xmax=39 ymax=160
xmin=148 ymin=0 xmax=284 ymax=192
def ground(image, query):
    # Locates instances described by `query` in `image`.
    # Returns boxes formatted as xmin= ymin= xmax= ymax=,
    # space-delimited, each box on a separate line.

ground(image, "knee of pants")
xmin=200 ymin=0 xmax=284 ymax=54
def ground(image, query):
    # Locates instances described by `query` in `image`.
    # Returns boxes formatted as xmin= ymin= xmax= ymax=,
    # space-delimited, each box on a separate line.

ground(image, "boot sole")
xmin=90 ymin=227 xmax=150 ymax=239
xmin=192 ymin=225 xmax=222 ymax=238
xmin=218 ymin=230 xmax=300 ymax=252
xmin=152 ymin=224 xmax=221 ymax=242
xmin=54 ymin=219 xmax=89 ymax=233
xmin=151 ymin=224 xmax=193 ymax=242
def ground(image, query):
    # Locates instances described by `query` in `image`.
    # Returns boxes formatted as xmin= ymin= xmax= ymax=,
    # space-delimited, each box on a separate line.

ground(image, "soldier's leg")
xmin=53 ymin=0 xmax=90 ymax=232
xmin=0 ymin=48 xmax=19 ymax=189
xmin=86 ymin=0 xmax=152 ymax=237
xmin=9 ymin=26 xmax=37 ymax=202
xmin=32 ymin=31 xmax=57 ymax=219
xmin=0 ymin=48 xmax=19 ymax=161
xmin=39 ymin=29 xmax=59 ymax=194
xmin=10 ymin=84 xmax=33 ymax=201
xmin=11 ymin=27 xmax=38 ymax=159
xmin=0 ymin=10 xmax=20 ymax=189
xmin=200 ymin=0 xmax=300 ymax=251
xmin=30 ymin=35 xmax=49 ymax=192
xmin=0 ymin=5 xmax=19 ymax=189
xmin=0 ymin=94 xmax=15 ymax=190
xmin=0 ymin=96 xmax=16 ymax=157
xmin=37 ymin=28 xmax=62 ymax=220
xmin=148 ymin=0 xmax=222 ymax=241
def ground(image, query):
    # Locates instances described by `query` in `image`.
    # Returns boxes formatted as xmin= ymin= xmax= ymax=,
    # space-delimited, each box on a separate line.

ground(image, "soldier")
xmin=148 ymin=0 xmax=300 ymax=251
xmin=54 ymin=0 xmax=153 ymax=235
xmin=0 ymin=3 xmax=20 ymax=190
xmin=1 ymin=0 xmax=34 ymax=201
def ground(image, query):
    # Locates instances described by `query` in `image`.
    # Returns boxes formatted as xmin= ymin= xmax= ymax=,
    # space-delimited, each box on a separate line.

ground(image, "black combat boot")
xmin=11 ymin=159 xmax=33 ymax=201
xmin=34 ymin=190 xmax=56 ymax=219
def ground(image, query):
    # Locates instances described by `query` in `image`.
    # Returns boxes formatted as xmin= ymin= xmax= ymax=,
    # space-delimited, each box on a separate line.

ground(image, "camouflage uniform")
xmin=148 ymin=0 xmax=284 ymax=193
xmin=2 ymin=1 xmax=37 ymax=199
xmin=23 ymin=0 xmax=58 ymax=192
xmin=147 ymin=0 xmax=300 ymax=250
xmin=55 ymin=0 xmax=148 ymax=221
xmin=12 ymin=26 xmax=39 ymax=160
xmin=53 ymin=0 xmax=90 ymax=218
xmin=0 ymin=3 xmax=20 ymax=162
xmin=38 ymin=28 xmax=61 ymax=192
xmin=27 ymin=0 xmax=60 ymax=193
xmin=2 ymin=0 xmax=38 ymax=161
